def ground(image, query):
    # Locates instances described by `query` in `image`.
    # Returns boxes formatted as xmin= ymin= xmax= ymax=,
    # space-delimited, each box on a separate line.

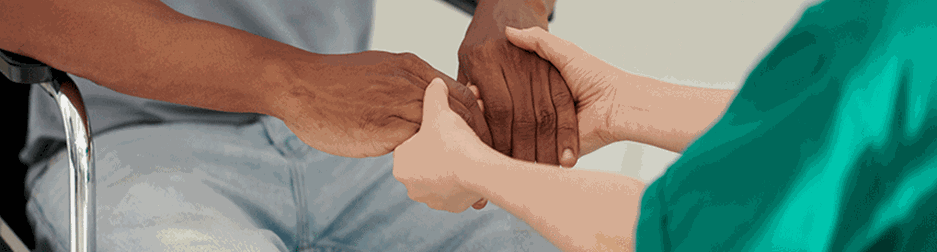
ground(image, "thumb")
xmin=422 ymin=78 xmax=450 ymax=124
xmin=505 ymin=26 xmax=580 ymax=70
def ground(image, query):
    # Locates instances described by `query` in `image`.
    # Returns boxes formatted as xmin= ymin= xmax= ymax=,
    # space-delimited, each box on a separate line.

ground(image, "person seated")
xmin=393 ymin=0 xmax=937 ymax=251
xmin=4 ymin=0 xmax=578 ymax=251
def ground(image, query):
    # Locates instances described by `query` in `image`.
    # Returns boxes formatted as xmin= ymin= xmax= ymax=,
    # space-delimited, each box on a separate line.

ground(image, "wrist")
xmin=263 ymin=54 xmax=322 ymax=120
xmin=608 ymin=71 xmax=732 ymax=153
xmin=606 ymin=72 xmax=674 ymax=149
xmin=474 ymin=0 xmax=553 ymax=30
xmin=456 ymin=141 xmax=513 ymax=197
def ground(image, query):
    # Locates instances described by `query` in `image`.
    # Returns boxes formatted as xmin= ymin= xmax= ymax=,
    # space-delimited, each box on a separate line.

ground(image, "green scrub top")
xmin=635 ymin=0 xmax=937 ymax=251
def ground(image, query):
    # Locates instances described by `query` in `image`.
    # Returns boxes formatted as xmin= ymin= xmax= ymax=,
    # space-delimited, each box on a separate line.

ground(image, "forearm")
xmin=1 ymin=0 xmax=308 ymax=117
xmin=475 ymin=0 xmax=556 ymax=29
xmin=461 ymin=150 xmax=645 ymax=252
xmin=610 ymin=71 xmax=735 ymax=153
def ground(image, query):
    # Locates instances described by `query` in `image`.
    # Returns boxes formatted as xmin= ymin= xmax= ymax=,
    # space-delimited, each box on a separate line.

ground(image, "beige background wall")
xmin=370 ymin=0 xmax=822 ymax=183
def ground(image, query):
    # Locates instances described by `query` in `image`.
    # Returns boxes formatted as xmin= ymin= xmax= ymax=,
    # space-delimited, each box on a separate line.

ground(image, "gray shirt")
xmin=18 ymin=0 xmax=495 ymax=166
xmin=20 ymin=1 xmax=387 ymax=165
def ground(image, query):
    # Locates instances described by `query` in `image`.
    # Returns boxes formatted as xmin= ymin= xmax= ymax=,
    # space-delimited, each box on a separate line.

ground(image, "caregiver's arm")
xmin=505 ymin=27 xmax=735 ymax=153
xmin=0 ymin=0 xmax=492 ymax=158
xmin=608 ymin=70 xmax=734 ymax=153
xmin=466 ymin=152 xmax=645 ymax=252
xmin=395 ymin=79 xmax=644 ymax=252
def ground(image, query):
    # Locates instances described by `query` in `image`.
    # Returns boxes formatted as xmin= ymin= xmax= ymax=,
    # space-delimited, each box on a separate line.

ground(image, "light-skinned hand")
xmin=392 ymin=78 xmax=496 ymax=213
xmin=504 ymin=26 xmax=621 ymax=157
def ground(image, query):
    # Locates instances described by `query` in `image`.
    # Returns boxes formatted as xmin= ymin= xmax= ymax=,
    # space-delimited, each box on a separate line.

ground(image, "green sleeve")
xmin=635 ymin=0 xmax=937 ymax=251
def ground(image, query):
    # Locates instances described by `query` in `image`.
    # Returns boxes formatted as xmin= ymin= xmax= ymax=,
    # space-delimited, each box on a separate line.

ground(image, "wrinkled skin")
xmin=277 ymin=51 xmax=492 ymax=159
xmin=458 ymin=2 xmax=579 ymax=168
xmin=458 ymin=1 xmax=579 ymax=209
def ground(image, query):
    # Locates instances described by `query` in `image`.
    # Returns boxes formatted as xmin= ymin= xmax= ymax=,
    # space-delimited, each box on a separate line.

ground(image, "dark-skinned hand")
xmin=274 ymin=51 xmax=493 ymax=159
xmin=458 ymin=0 xmax=580 ymax=209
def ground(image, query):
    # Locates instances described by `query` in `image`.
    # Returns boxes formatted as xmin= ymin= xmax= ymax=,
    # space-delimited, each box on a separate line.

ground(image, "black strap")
xmin=0 ymin=49 xmax=54 ymax=84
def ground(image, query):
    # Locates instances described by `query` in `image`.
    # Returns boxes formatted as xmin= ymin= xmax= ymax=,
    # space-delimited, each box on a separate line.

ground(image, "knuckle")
xmin=396 ymin=52 xmax=417 ymax=60
xmin=552 ymin=91 xmax=574 ymax=107
xmin=514 ymin=116 xmax=539 ymax=132
xmin=396 ymin=52 xmax=425 ymax=66
xmin=557 ymin=124 xmax=578 ymax=134
xmin=537 ymin=110 xmax=557 ymax=134
xmin=471 ymin=40 xmax=500 ymax=56
xmin=498 ymin=40 xmax=518 ymax=55
xmin=386 ymin=75 xmax=414 ymax=87
xmin=367 ymin=110 xmax=394 ymax=128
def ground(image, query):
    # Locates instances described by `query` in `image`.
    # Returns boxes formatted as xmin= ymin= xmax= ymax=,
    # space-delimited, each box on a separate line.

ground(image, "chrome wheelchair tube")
xmin=40 ymin=74 xmax=95 ymax=252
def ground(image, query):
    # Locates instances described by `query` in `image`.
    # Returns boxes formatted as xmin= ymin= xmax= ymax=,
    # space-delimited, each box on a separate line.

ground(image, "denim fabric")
xmin=26 ymin=116 xmax=560 ymax=252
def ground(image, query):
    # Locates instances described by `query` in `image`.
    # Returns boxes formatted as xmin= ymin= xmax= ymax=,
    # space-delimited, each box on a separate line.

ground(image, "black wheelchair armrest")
xmin=0 ymin=49 xmax=55 ymax=84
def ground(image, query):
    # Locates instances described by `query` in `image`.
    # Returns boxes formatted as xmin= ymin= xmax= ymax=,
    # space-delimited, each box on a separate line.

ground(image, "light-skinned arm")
xmin=395 ymin=78 xmax=644 ymax=251
xmin=393 ymin=27 xmax=736 ymax=251
xmin=503 ymin=26 xmax=735 ymax=154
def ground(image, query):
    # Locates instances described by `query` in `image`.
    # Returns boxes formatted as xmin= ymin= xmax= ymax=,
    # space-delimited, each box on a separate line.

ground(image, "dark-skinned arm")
xmin=1 ymin=0 xmax=492 ymax=158
xmin=1 ymin=0 xmax=295 ymax=116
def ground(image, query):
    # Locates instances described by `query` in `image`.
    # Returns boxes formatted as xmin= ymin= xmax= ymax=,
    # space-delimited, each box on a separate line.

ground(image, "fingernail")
xmin=505 ymin=26 xmax=519 ymax=33
xmin=431 ymin=78 xmax=446 ymax=91
xmin=562 ymin=148 xmax=575 ymax=163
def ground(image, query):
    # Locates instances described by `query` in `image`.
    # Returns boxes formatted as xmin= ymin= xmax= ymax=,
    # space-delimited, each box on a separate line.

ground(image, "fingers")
xmin=457 ymin=65 xmax=471 ymax=86
xmin=472 ymin=64 xmax=515 ymax=156
xmin=468 ymin=85 xmax=480 ymax=99
xmin=439 ymin=73 xmax=480 ymax=114
xmin=506 ymin=63 xmax=537 ymax=163
xmin=433 ymin=70 xmax=494 ymax=147
xmin=441 ymin=82 xmax=492 ymax=148
xmin=472 ymin=198 xmax=488 ymax=210
xmin=409 ymin=187 xmax=484 ymax=213
xmin=504 ymin=26 xmax=580 ymax=71
xmin=532 ymin=59 xmax=558 ymax=165
xmin=550 ymin=65 xmax=580 ymax=168
xmin=453 ymin=94 xmax=495 ymax=148
xmin=467 ymin=83 xmax=486 ymax=113
xmin=395 ymin=52 xmax=484 ymax=130
xmin=422 ymin=78 xmax=450 ymax=122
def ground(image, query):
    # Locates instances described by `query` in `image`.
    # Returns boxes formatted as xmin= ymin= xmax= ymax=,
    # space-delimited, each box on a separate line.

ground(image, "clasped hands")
xmin=275 ymin=6 xmax=580 ymax=210
xmin=394 ymin=26 xmax=623 ymax=213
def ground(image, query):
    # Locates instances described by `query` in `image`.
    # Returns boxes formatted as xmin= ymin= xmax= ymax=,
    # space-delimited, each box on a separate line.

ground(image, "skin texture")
xmin=393 ymin=79 xmax=490 ymax=213
xmin=0 ymin=0 xmax=492 ymax=158
xmin=274 ymin=51 xmax=493 ymax=157
xmin=0 ymin=0 xmax=576 ymax=212
xmin=395 ymin=78 xmax=643 ymax=252
xmin=506 ymin=27 xmax=736 ymax=154
xmin=393 ymin=27 xmax=736 ymax=251
xmin=459 ymin=0 xmax=580 ymax=168
xmin=461 ymin=0 xmax=576 ymax=210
